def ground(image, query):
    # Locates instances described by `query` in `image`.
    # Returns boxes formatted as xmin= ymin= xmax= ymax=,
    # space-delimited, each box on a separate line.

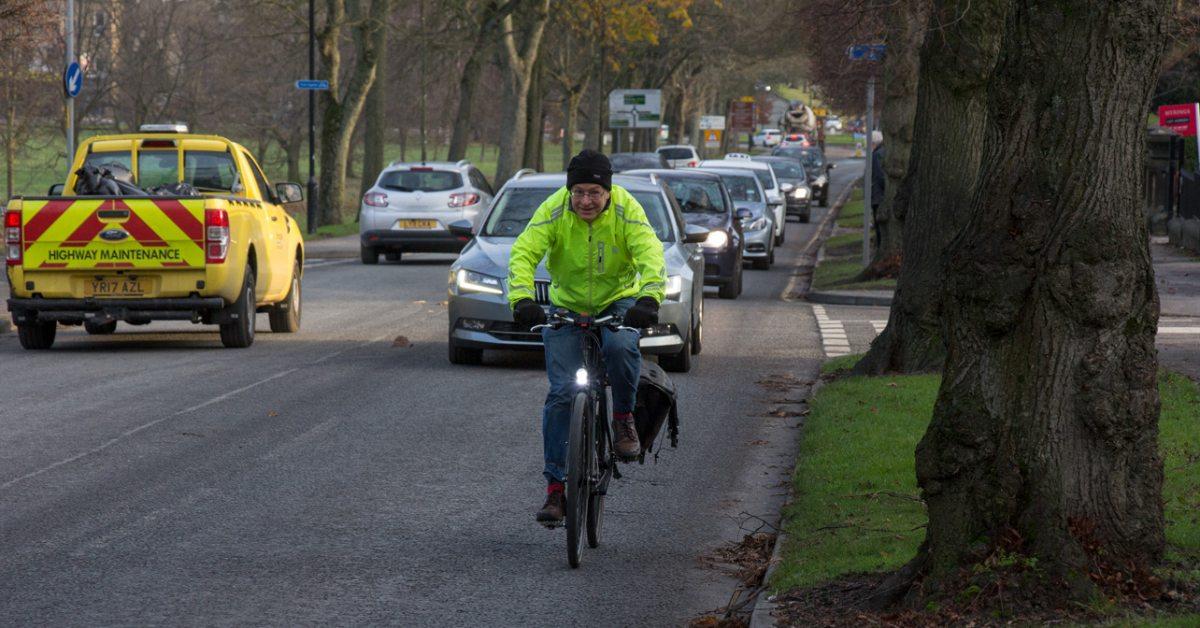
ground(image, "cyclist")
xmin=507 ymin=149 xmax=666 ymax=525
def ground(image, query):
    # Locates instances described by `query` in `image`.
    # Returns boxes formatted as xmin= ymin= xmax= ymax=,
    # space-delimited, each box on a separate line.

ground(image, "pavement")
xmin=801 ymin=237 xmax=1200 ymax=380
xmin=0 ymin=160 xmax=862 ymax=625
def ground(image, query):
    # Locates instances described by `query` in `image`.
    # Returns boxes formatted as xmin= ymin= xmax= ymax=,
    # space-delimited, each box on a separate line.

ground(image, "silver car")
xmin=697 ymin=167 xmax=775 ymax=270
xmin=446 ymin=173 xmax=708 ymax=372
xmin=700 ymin=157 xmax=786 ymax=246
xmin=359 ymin=160 xmax=495 ymax=264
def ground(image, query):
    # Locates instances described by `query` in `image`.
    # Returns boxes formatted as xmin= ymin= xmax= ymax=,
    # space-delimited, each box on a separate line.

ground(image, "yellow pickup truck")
xmin=4 ymin=125 xmax=305 ymax=349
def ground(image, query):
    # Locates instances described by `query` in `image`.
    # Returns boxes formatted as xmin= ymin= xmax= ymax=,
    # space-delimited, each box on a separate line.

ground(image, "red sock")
xmin=613 ymin=412 xmax=633 ymax=422
xmin=547 ymin=482 xmax=564 ymax=495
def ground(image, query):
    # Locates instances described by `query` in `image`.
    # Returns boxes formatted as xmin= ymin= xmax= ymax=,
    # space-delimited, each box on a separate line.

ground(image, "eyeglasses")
xmin=570 ymin=189 xmax=607 ymax=201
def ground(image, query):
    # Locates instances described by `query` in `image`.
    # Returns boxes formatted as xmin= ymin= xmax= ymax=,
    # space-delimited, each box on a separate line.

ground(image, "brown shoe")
xmin=536 ymin=486 xmax=565 ymax=525
xmin=612 ymin=414 xmax=641 ymax=460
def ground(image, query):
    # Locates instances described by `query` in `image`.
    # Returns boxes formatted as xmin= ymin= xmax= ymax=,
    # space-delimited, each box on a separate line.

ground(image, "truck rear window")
xmin=379 ymin=170 xmax=461 ymax=192
xmin=84 ymin=151 xmax=132 ymax=172
xmin=139 ymin=151 xmax=179 ymax=188
xmin=185 ymin=151 xmax=238 ymax=190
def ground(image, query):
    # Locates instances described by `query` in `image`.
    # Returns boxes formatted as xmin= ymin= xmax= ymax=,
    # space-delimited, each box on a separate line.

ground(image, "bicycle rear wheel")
xmin=565 ymin=391 xmax=592 ymax=568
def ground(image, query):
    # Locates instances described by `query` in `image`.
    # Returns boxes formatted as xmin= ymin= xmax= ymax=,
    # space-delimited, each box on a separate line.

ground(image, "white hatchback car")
xmin=753 ymin=129 xmax=783 ymax=148
xmin=657 ymin=144 xmax=700 ymax=168
xmin=359 ymin=160 xmax=495 ymax=264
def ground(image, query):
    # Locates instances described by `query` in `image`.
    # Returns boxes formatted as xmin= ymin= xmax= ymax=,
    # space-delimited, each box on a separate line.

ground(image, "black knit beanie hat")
xmin=566 ymin=149 xmax=613 ymax=191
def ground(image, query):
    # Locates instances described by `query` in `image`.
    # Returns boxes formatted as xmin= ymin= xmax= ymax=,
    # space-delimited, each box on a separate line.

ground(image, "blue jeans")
xmin=541 ymin=297 xmax=641 ymax=484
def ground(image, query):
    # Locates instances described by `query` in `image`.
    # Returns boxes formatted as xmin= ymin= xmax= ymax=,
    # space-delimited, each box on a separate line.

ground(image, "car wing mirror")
xmin=682 ymin=223 xmax=709 ymax=244
xmin=735 ymin=207 xmax=752 ymax=220
xmin=448 ymin=219 xmax=474 ymax=241
xmin=276 ymin=182 xmax=304 ymax=203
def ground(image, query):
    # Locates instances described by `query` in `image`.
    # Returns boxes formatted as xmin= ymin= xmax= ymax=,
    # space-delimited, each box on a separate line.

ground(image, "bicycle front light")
xmin=456 ymin=269 xmax=503 ymax=295
xmin=665 ymin=275 xmax=683 ymax=300
xmin=575 ymin=368 xmax=589 ymax=387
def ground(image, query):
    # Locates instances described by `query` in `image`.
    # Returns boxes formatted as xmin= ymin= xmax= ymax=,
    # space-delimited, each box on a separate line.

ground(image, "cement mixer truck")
xmin=780 ymin=101 xmax=817 ymax=134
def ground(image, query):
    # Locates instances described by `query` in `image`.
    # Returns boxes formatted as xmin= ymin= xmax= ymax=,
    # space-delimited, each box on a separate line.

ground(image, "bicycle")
xmin=532 ymin=311 xmax=637 ymax=568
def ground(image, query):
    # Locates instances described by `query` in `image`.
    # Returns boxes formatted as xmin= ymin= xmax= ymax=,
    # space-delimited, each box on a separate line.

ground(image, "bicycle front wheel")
xmin=565 ymin=390 xmax=592 ymax=568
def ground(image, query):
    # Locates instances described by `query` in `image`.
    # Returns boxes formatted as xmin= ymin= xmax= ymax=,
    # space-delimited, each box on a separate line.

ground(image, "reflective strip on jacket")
xmin=507 ymin=185 xmax=666 ymax=314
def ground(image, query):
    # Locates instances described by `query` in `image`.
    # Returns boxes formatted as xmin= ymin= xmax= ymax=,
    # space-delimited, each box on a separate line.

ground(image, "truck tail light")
xmin=205 ymin=208 xmax=230 ymax=264
xmin=5 ymin=209 xmax=21 ymax=266
xmin=362 ymin=192 xmax=388 ymax=208
xmin=448 ymin=193 xmax=480 ymax=208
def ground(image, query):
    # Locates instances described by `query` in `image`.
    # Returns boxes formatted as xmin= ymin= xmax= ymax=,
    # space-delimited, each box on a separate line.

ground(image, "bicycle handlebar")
xmin=530 ymin=312 xmax=638 ymax=333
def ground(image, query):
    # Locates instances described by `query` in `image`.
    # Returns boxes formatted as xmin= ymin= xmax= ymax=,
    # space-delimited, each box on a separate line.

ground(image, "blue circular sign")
xmin=63 ymin=61 xmax=82 ymax=98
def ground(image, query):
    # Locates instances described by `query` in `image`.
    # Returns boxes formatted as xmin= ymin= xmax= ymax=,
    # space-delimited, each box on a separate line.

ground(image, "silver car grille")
xmin=534 ymin=281 xmax=551 ymax=304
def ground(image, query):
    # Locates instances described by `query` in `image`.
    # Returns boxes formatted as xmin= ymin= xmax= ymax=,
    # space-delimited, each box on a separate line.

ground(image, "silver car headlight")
xmin=665 ymin=275 xmax=683 ymax=300
xmin=455 ymin=269 xmax=504 ymax=295
xmin=703 ymin=230 xmax=729 ymax=249
xmin=743 ymin=216 xmax=768 ymax=231
xmin=791 ymin=187 xmax=810 ymax=199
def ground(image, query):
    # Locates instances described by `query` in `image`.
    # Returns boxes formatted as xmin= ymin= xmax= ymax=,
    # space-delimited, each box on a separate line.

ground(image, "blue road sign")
xmin=64 ymin=61 xmax=82 ymax=98
xmin=847 ymin=44 xmax=887 ymax=62
xmin=295 ymin=80 xmax=330 ymax=90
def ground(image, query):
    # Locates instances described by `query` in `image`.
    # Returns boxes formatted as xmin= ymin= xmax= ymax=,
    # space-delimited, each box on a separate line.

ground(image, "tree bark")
xmin=317 ymin=0 xmax=389 ymax=226
xmin=913 ymin=0 xmax=1170 ymax=603
xmin=865 ymin=0 xmax=929 ymax=274
xmin=853 ymin=0 xmax=1008 ymax=376
xmin=522 ymin=52 xmax=544 ymax=170
xmin=361 ymin=3 xmax=389 ymax=197
xmin=493 ymin=0 xmax=549 ymax=186
xmin=561 ymin=87 xmax=583 ymax=169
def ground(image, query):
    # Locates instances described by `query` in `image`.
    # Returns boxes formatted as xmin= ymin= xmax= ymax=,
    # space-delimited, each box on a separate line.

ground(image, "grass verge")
xmin=773 ymin=360 xmax=1200 ymax=623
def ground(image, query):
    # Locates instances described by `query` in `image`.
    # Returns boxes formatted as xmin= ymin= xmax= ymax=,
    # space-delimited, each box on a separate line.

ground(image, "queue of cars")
xmin=355 ymin=142 xmax=833 ymax=372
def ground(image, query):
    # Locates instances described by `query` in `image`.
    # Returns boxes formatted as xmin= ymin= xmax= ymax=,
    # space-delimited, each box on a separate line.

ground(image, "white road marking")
xmin=303 ymin=259 xmax=353 ymax=269
xmin=1159 ymin=327 xmax=1200 ymax=334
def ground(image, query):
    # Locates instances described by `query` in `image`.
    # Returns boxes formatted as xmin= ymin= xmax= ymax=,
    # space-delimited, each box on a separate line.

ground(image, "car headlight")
xmin=703 ymin=230 xmax=729 ymax=249
xmin=791 ymin=187 xmax=810 ymax=199
xmin=743 ymin=216 xmax=768 ymax=231
xmin=665 ymin=275 xmax=683 ymax=300
xmin=455 ymin=269 xmax=504 ymax=295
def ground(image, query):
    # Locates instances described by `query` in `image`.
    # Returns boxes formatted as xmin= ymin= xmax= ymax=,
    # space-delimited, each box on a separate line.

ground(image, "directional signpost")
xmin=848 ymin=43 xmax=885 ymax=267
xmin=63 ymin=62 xmax=82 ymax=98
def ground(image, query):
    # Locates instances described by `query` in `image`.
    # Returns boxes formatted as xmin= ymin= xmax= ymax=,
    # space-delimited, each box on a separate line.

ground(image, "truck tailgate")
xmin=20 ymin=197 xmax=206 ymax=270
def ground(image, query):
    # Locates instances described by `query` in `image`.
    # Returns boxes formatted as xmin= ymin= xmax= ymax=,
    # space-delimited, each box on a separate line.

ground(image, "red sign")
xmin=1157 ymin=103 xmax=1199 ymax=137
xmin=728 ymin=101 xmax=755 ymax=132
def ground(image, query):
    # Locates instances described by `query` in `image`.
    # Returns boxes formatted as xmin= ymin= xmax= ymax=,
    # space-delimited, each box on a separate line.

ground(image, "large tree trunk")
xmin=910 ymin=0 xmax=1170 ymax=605
xmin=493 ymin=0 xmax=549 ymax=186
xmin=447 ymin=1 xmax=516 ymax=161
xmin=317 ymin=0 xmax=389 ymax=226
xmin=361 ymin=6 xmax=389 ymax=198
xmin=522 ymin=53 xmax=544 ymax=170
xmin=853 ymin=0 xmax=1008 ymax=376
xmin=865 ymin=0 xmax=929 ymax=274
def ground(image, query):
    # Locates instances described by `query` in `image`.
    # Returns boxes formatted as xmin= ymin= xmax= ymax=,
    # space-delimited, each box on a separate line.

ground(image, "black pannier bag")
xmin=633 ymin=359 xmax=679 ymax=462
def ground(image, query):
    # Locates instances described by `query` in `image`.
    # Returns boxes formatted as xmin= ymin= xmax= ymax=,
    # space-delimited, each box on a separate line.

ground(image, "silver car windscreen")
xmin=666 ymin=179 xmax=727 ymax=214
xmin=719 ymin=174 xmax=763 ymax=203
xmin=481 ymin=187 xmax=673 ymax=241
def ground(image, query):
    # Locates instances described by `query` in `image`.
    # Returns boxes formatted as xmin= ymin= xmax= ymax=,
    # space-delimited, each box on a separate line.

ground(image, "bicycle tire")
xmin=565 ymin=391 xmax=592 ymax=568
xmin=586 ymin=433 xmax=607 ymax=548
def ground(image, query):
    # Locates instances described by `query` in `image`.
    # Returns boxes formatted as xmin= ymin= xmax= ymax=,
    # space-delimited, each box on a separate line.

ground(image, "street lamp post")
xmin=306 ymin=0 xmax=319 ymax=235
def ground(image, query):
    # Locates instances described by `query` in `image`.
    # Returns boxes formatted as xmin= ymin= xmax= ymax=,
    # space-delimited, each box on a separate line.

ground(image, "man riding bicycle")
xmin=507 ymin=149 xmax=666 ymax=525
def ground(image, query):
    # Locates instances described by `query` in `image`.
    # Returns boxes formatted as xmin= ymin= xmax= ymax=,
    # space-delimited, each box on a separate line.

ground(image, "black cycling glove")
xmin=513 ymin=299 xmax=547 ymax=329
xmin=623 ymin=297 xmax=660 ymax=329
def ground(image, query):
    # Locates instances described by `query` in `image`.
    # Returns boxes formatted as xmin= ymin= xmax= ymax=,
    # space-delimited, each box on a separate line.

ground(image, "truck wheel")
xmin=361 ymin=245 xmax=379 ymax=265
xmin=448 ymin=337 xmax=483 ymax=365
xmin=18 ymin=322 xmax=56 ymax=350
xmin=84 ymin=320 xmax=117 ymax=335
xmin=220 ymin=266 xmax=256 ymax=348
xmin=269 ymin=260 xmax=302 ymax=333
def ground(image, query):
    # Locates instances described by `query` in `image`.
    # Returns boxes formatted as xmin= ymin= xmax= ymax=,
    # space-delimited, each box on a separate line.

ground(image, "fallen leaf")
xmin=392 ymin=336 xmax=411 ymax=348
xmin=268 ymin=410 xmax=278 ymax=417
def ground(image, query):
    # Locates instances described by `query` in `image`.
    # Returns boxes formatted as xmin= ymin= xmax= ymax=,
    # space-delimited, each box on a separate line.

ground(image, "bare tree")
xmin=492 ymin=0 xmax=549 ymax=185
xmin=317 ymin=0 xmax=390 ymax=225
